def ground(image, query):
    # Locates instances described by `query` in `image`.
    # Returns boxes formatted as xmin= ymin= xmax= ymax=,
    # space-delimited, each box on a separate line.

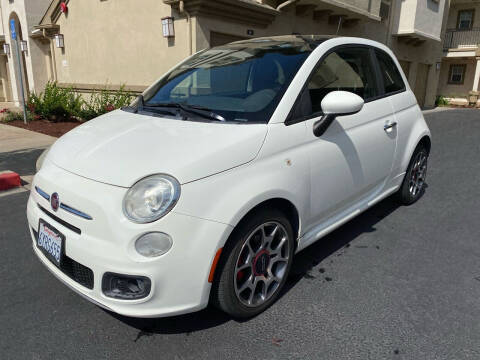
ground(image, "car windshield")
xmin=141 ymin=38 xmax=319 ymax=123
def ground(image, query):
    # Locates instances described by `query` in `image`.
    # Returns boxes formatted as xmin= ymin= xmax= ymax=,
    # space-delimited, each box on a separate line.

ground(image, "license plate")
xmin=37 ymin=219 xmax=64 ymax=267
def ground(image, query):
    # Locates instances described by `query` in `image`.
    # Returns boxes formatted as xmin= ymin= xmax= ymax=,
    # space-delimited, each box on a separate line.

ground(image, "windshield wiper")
xmin=133 ymin=96 xmax=183 ymax=118
xmin=145 ymin=102 xmax=226 ymax=122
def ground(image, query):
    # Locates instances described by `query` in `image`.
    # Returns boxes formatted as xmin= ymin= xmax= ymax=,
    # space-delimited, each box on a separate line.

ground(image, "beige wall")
xmin=257 ymin=0 xmax=381 ymax=16
xmin=42 ymin=0 xmax=447 ymax=107
xmin=195 ymin=7 xmax=385 ymax=51
xmin=0 ymin=0 xmax=51 ymax=104
xmin=194 ymin=2 xmax=444 ymax=107
xmin=392 ymin=0 xmax=446 ymax=41
xmin=52 ymin=0 xmax=192 ymax=89
xmin=437 ymin=57 xmax=478 ymax=97
xmin=446 ymin=1 xmax=480 ymax=29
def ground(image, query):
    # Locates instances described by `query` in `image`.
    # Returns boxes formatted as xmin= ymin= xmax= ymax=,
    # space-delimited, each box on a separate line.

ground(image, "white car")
xmin=28 ymin=36 xmax=430 ymax=318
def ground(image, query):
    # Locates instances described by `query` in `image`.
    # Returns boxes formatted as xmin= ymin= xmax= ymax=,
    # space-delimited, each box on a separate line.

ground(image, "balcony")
xmin=443 ymin=28 xmax=480 ymax=51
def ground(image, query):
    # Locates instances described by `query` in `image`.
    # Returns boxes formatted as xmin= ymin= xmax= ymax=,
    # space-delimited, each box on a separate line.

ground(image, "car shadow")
xmin=282 ymin=195 xmax=401 ymax=295
xmin=111 ymin=194 xmax=404 ymax=336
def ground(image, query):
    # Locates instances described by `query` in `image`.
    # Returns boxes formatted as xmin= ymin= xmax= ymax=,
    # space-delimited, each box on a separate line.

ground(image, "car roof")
xmin=233 ymin=35 xmax=336 ymax=45
xmin=215 ymin=35 xmax=338 ymax=52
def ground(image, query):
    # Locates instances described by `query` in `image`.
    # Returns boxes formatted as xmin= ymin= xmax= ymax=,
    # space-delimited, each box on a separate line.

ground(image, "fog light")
xmin=102 ymin=273 xmax=151 ymax=300
xmin=135 ymin=232 xmax=172 ymax=257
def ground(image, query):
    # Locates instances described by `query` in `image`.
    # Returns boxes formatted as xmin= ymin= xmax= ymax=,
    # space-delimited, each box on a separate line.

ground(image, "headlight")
xmin=123 ymin=174 xmax=180 ymax=223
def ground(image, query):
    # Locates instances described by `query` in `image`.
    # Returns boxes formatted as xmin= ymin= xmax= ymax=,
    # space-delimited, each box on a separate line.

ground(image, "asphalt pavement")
xmin=1 ymin=108 xmax=480 ymax=360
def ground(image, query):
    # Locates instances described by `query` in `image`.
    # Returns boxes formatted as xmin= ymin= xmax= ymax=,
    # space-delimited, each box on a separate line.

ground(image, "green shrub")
xmin=28 ymin=82 xmax=72 ymax=122
xmin=80 ymin=85 xmax=134 ymax=120
xmin=1 ymin=109 xmax=34 ymax=123
xmin=27 ymin=82 xmax=135 ymax=122
xmin=435 ymin=96 xmax=449 ymax=106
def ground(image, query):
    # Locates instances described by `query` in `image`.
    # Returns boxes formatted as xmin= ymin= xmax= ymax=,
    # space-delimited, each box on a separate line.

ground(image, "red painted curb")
xmin=0 ymin=172 xmax=21 ymax=191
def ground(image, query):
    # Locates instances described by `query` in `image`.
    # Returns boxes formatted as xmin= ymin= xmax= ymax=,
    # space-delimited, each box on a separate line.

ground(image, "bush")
xmin=435 ymin=96 xmax=449 ymax=107
xmin=1 ymin=109 xmax=34 ymax=123
xmin=27 ymin=82 xmax=135 ymax=122
xmin=28 ymin=82 xmax=73 ymax=122
xmin=80 ymin=85 xmax=135 ymax=120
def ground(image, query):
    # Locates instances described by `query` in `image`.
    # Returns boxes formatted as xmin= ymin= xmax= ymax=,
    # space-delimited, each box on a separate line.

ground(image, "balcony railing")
xmin=444 ymin=28 xmax=480 ymax=50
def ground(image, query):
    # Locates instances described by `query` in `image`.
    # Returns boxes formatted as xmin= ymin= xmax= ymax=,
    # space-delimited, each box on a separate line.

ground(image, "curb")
xmin=0 ymin=171 xmax=21 ymax=191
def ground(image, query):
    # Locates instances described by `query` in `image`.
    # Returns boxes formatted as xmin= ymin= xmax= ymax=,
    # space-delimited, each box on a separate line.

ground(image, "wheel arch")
xmin=210 ymin=196 xmax=301 ymax=282
xmin=399 ymin=129 xmax=431 ymax=175
xmin=209 ymin=197 xmax=301 ymax=307
xmin=232 ymin=198 xmax=301 ymax=243
xmin=417 ymin=135 xmax=431 ymax=155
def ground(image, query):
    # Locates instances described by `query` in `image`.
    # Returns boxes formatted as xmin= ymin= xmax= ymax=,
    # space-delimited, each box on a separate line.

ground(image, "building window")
xmin=457 ymin=10 xmax=474 ymax=30
xmin=448 ymin=64 xmax=466 ymax=84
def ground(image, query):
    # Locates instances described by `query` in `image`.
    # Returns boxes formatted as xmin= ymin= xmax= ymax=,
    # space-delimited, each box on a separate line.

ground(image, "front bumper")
xmin=27 ymin=161 xmax=232 ymax=317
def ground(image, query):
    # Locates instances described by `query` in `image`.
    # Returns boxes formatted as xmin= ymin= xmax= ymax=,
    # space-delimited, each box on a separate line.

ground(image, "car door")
xmin=292 ymin=45 xmax=398 ymax=235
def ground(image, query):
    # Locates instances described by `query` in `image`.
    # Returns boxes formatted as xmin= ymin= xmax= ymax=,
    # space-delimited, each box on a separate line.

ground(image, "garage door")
xmin=414 ymin=63 xmax=430 ymax=108
xmin=210 ymin=32 xmax=247 ymax=47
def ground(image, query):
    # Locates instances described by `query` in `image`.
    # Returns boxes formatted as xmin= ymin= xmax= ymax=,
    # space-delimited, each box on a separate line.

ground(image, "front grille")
xmin=60 ymin=256 xmax=94 ymax=289
xmin=32 ymin=228 xmax=94 ymax=290
xmin=38 ymin=204 xmax=81 ymax=234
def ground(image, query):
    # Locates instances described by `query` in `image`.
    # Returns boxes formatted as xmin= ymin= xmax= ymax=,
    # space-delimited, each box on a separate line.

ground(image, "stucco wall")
xmin=437 ymin=57 xmax=478 ymax=97
xmin=0 ymin=0 xmax=50 ymax=103
xmin=195 ymin=5 xmax=388 ymax=52
xmin=52 ymin=0 xmax=192 ymax=89
xmin=446 ymin=2 xmax=480 ymax=29
xmin=392 ymin=0 xmax=446 ymax=41
xmin=257 ymin=0 xmax=380 ymax=15
xmin=43 ymin=0 xmax=445 ymax=107
xmin=24 ymin=0 xmax=51 ymax=95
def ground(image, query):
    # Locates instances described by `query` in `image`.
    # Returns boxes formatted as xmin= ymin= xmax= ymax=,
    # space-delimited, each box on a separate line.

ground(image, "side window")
xmin=298 ymin=47 xmax=378 ymax=117
xmin=375 ymin=50 xmax=405 ymax=95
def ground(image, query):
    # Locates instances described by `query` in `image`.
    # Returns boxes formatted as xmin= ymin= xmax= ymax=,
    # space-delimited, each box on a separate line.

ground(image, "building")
xmin=5 ymin=0 xmax=450 ymax=108
xmin=437 ymin=0 xmax=480 ymax=106
xmin=0 ymin=0 xmax=52 ymax=104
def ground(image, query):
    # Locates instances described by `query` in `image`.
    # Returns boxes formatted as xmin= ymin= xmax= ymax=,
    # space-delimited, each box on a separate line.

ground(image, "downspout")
xmin=276 ymin=0 xmax=299 ymax=11
xmin=179 ymin=1 xmax=192 ymax=55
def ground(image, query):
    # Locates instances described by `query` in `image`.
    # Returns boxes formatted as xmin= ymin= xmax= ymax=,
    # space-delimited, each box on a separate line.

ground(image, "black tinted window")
xmin=375 ymin=50 xmax=405 ymax=95
xmin=142 ymin=41 xmax=314 ymax=122
xmin=295 ymin=46 xmax=378 ymax=117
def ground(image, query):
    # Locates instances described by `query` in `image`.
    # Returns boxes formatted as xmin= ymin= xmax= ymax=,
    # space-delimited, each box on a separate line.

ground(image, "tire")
xmin=396 ymin=145 xmax=428 ymax=205
xmin=211 ymin=208 xmax=294 ymax=318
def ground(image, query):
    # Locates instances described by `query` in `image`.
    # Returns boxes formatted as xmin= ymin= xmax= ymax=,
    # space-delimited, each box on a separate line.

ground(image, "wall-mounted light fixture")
xmin=54 ymin=34 xmax=64 ymax=48
xmin=161 ymin=17 xmax=175 ymax=38
xmin=20 ymin=40 xmax=28 ymax=53
xmin=3 ymin=43 xmax=10 ymax=56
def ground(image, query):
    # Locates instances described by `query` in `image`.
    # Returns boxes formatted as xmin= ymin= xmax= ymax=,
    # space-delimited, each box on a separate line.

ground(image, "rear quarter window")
xmin=375 ymin=50 xmax=406 ymax=95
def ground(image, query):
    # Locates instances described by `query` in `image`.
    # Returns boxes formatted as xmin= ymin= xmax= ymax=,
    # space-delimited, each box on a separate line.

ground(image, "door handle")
xmin=384 ymin=121 xmax=397 ymax=131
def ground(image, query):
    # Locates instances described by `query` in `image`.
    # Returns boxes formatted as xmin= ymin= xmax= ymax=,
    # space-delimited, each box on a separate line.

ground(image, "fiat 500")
xmin=28 ymin=36 xmax=430 ymax=318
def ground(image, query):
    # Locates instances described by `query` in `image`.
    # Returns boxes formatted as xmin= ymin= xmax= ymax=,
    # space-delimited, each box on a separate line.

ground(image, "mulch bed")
xmin=4 ymin=119 xmax=83 ymax=138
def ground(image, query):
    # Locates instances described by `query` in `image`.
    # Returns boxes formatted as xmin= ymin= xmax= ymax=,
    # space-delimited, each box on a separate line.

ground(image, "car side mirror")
xmin=313 ymin=91 xmax=364 ymax=137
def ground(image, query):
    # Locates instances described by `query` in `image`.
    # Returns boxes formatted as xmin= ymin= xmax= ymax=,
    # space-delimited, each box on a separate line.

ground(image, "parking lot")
xmin=1 ymin=108 xmax=480 ymax=360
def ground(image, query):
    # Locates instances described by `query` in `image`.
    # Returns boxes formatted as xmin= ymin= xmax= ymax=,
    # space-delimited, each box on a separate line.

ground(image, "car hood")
xmin=48 ymin=110 xmax=268 ymax=187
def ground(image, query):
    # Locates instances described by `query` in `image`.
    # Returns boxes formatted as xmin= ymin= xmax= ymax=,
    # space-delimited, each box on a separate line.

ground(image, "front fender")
xmin=173 ymin=157 xmax=310 ymax=248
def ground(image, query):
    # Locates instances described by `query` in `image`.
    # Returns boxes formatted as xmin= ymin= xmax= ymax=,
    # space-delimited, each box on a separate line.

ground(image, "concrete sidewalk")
xmin=0 ymin=123 xmax=56 ymax=153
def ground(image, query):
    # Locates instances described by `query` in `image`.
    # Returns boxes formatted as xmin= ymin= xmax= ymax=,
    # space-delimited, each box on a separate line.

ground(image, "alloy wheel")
xmin=409 ymin=151 xmax=428 ymax=197
xmin=233 ymin=221 xmax=290 ymax=308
